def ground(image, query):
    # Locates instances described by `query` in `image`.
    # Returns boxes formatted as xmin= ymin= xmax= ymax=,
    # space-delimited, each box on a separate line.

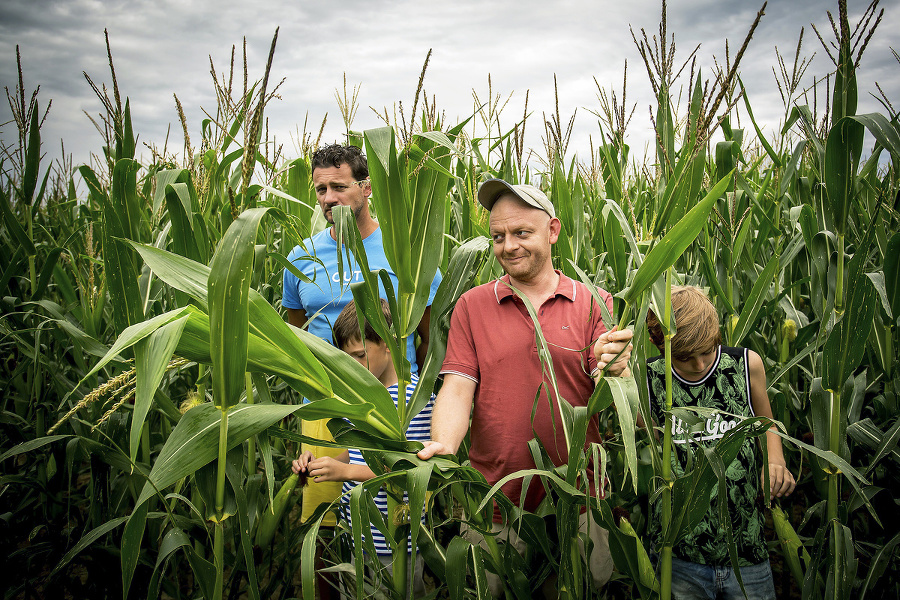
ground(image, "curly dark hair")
xmin=311 ymin=144 xmax=369 ymax=180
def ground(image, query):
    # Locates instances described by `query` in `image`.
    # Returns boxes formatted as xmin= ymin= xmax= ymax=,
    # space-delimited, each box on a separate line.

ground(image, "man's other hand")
xmin=594 ymin=326 xmax=634 ymax=377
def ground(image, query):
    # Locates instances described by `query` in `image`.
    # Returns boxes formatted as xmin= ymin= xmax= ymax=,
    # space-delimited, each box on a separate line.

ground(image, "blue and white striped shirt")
xmin=341 ymin=374 xmax=434 ymax=556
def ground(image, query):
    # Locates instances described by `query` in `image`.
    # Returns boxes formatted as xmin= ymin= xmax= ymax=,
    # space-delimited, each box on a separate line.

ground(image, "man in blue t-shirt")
xmin=283 ymin=144 xmax=441 ymax=600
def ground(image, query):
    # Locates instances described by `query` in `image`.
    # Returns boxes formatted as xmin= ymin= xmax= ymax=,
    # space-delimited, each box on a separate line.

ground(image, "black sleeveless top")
xmin=646 ymin=346 xmax=768 ymax=566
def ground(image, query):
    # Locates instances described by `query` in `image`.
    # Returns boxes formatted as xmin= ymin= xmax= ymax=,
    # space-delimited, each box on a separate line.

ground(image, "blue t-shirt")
xmin=282 ymin=226 xmax=442 ymax=373
xmin=342 ymin=375 xmax=434 ymax=556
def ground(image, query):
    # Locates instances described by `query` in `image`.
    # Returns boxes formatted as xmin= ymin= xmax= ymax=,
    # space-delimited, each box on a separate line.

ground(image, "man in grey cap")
xmin=418 ymin=178 xmax=634 ymax=596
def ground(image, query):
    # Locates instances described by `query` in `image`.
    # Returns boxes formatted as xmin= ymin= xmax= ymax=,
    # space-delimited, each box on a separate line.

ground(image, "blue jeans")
xmin=669 ymin=556 xmax=776 ymax=600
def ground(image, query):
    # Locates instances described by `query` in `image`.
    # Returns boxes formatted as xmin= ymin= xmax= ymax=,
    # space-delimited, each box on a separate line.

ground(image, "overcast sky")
xmin=1 ymin=0 xmax=897 ymax=177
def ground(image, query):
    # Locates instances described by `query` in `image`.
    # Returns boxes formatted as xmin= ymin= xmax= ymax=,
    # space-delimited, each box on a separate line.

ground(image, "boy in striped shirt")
xmin=293 ymin=299 xmax=433 ymax=597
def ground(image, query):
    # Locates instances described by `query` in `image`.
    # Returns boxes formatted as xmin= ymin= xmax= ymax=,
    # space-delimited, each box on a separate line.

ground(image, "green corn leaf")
xmin=884 ymin=232 xmax=900 ymax=323
xmin=866 ymin=272 xmax=893 ymax=321
xmin=152 ymin=526 xmax=192 ymax=570
xmin=121 ymin=500 xmax=149 ymax=598
xmin=165 ymin=180 xmax=207 ymax=263
xmin=119 ymin=99 xmax=136 ymax=160
xmin=780 ymin=140 xmax=807 ymax=197
xmin=739 ymin=78 xmax=781 ymax=166
xmin=589 ymin=376 xmax=640 ymax=494
xmin=0 ymin=245 xmax=26 ymax=294
xmin=824 ymin=117 xmax=865 ymax=236
xmin=406 ymin=132 xmax=450 ymax=334
xmin=31 ymin=247 xmax=64 ymax=300
xmin=365 ymin=126 xmax=413 ymax=292
xmin=472 ymin=544 xmax=491 ymax=599
xmin=823 ymin=275 xmax=877 ymax=391
xmin=621 ymin=170 xmax=733 ymax=307
xmin=0 ymin=434 xmax=71 ymax=462
xmin=128 ymin=242 xmax=210 ymax=310
xmin=135 ymin=402 xmax=303 ymax=507
xmin=49 ymin=516 xmax=129 ymax=579
xmin=62 ymin=308 xmax=191 ymax=408
xmin=294 ymin=327 xmax=402 ymax=439
xmin=112 ymin=156 xmax=142 ymax=243
xmin=93 ymin=159 xmax=144 ymax=336
xmin=152 ymin=169 xmax=188 ymax=215
xmin=0 ymin=186 xmax=36 ymax=255
xmin=406 ymin=464 xmax=432 ymax=573
xmin=446 ymin=536 xmax=470 ymax=599
xmin=602 ymin=205 xmax=628 ymax=291
xmin=730 ymin=255 xmax=779 ymax=346
xmin=832 ymin=30 xmax=858 ymax=123
xmin=349 ymin=483 xmax=367 ymax=599
xmin=830 ymin=522 xmax=858 ymax=600
xmin=225 ymin=452 xmax=261 ymax=600
xmin=653 ymin=142 xmax=705 ymax=238
xmin=848 ymin=113 xmax=900 ymax=159
xmin=22 ymin=101 xmax=40 ymax=204
xmin=847 ymin=418 xmax=900 ymax=472
xmin=788 ymin=105 xmax=826 ymax=171
xmin=698 ymin=244 xmax=735 ymax=315
xmin=655 ymin=85 xmax=676 ymax=179
xmin=299 ymin=507 xmax=322 ymax=600
xmin=187 ymin=548 xmax=216 ymax=598
xmin=147 ymin=527 xmax=218 ymax=600
xmin=167 ymin=305 xmax=327 ymax=399
xmin=209 ymin=207 xmax=270 ymax=409
xmin=859 ymin=529 xmax=900 ymax=600
xmin=132 ymin=315 xmax=189 ymax=461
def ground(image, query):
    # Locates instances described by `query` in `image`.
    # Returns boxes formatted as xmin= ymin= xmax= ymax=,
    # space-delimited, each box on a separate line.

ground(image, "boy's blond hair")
xmin=333 ymin=299 xmax=392 ymax=350
xmin=646 ymin=286 xmax=722 ymax=360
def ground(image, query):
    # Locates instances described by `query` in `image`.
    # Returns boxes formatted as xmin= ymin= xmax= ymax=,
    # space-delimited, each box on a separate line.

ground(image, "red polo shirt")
xmin=441 ymin=271 xmax=612 ymax=522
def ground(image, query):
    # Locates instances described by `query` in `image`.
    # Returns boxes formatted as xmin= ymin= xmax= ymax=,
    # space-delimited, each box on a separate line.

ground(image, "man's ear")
xmin=548 ymin=216 xmax=562 ymax=243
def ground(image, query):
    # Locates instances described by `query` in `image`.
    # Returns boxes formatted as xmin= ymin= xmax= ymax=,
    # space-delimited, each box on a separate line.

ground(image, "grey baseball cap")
xmin=477 ymin=179 xmax=556 ymax=218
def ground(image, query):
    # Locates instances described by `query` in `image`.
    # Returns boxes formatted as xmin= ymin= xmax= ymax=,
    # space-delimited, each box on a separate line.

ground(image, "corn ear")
xmin=255 ymin=472 xmax=302 ymax=548
xmin=771 ymin=503 xmax=809 ymax=588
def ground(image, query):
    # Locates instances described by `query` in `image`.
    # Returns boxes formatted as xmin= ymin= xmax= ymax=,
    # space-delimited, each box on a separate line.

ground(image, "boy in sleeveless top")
xmin=645 ymin=286 xmax=795 ymax=600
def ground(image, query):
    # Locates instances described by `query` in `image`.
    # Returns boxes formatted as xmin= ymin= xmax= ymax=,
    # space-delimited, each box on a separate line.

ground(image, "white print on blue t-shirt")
xmin=332 ymin=270 xmax=365 ymax=283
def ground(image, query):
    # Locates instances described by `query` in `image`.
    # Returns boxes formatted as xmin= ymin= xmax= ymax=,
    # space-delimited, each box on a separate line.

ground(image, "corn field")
xmin=1 ymin=1 xmax=899 ymax=598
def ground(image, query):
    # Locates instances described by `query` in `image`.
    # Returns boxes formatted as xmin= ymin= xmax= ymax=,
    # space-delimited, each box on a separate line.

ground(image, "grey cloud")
xmin=1 ymin=0 xmax=897 ymax=173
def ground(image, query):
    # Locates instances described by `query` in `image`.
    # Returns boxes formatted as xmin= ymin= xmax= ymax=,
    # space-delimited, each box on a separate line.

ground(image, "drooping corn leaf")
xmin=132 ymin=314 xmax=189 ymax=460
xmin=209 ymin=207 xmax=269 ymax=409
xmin=621 ymin=170 xmax=733 ymax=308
xmin=135 ymin=402 xmax=303 ymax=507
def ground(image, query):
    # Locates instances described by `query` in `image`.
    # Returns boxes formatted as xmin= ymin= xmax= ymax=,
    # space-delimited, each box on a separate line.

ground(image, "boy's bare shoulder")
xmin=746 ymin=349 xmax=765 ymax=370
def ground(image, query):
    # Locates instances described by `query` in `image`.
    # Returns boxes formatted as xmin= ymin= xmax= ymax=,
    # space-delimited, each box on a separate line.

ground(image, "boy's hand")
xmin=305 ymin=456 xmax=347 ymax=482
xmin=594 ymin=326 xmax=634 ymax=377
xmin=292 ymin=451 xmax=315 ymax=475
xmin=765 ymin=462 xmax=796 ymax=500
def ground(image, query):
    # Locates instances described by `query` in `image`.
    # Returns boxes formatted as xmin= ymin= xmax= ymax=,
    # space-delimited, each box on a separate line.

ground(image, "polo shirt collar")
xmin=493 ymin=270 xmax=578 ymax=304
